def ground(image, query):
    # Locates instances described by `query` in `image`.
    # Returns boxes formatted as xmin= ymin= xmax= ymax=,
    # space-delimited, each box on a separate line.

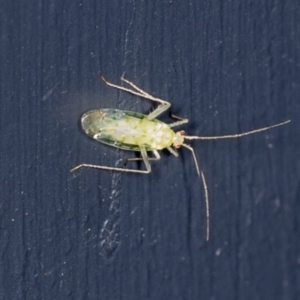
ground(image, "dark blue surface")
xmin=0 ymin=0 xmax=299 ymax=299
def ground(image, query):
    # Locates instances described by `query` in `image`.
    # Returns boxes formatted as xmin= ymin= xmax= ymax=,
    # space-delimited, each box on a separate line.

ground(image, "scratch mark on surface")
xmin=99 ymin=1 xmax=136 ymax=259
xmin=99 ymin=159 xmax=122 ymax=258
xmin=122 ymin=0 xmax=136 ymax=77
xmin=100 ymin=219 xmax=120 ymax=258
xmin=130 ymin=207 xmax=137 ymax=215
xmin=42 ymin=81 xmax=60 ymax=101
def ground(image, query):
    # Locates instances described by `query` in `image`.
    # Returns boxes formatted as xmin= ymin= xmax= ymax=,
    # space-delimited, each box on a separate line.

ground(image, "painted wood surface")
xmin=0 ymin=1 xmax=299 ymax=299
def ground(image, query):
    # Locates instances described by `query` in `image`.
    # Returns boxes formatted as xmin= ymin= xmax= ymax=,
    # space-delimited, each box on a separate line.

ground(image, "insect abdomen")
xmin=81 ymin=109 xmax=175 ymax=151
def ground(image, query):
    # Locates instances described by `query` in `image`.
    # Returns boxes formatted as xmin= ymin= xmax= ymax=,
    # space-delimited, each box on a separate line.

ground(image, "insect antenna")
xmin=181 ymin=119 xmax=290 ymax=241
xmin=184 ymin=120 xmax=290 ymax=140
xmin=181 ymin=143 xmax=209 ymax=241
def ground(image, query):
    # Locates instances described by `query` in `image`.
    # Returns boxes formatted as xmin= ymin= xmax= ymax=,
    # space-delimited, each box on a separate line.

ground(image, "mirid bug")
xmin=71 ymin=73 xmax=290 ymax=240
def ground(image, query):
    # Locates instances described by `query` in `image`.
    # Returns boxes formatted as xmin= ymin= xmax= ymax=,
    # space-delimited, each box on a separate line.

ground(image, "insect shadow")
xmin=71 ymin=73 xmax=290 ymax=241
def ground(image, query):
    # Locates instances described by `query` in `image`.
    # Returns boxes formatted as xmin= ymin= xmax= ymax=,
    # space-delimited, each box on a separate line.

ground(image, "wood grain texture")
xmin=0 ymin=0 xmax=299 ymax=299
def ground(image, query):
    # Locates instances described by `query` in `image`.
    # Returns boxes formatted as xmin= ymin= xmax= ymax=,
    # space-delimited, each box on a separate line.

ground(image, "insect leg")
xmin=124 ymin=150 xmax=160 ymax=166
xmin=70 ymin=146 xmax=152 ymax=174
xmin=121 ymin=77 xmax=174 ymax=119
xmin=70 ymin=164 xmax=150 ymax=174
xmin=120 ymin=77 xmax=154 ymax=97
xmin=181 ymin=143 xmax=210 ymax=241
xmin=165 ymin=113 xmax=189 ymax=128
xmin=167 ymin=147 xmax=178 ymax=157
xmin=170 ymin=113 xmax=188 ymax=121
xmin=98 ymin=73 xmax=171 ymax=120
xmin=169 ymin=119 xmax=189 ymax=128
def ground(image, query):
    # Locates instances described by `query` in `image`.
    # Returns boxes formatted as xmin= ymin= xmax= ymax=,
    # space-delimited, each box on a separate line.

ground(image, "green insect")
xmin=71 ymin=73 xmax=290 ymax=240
